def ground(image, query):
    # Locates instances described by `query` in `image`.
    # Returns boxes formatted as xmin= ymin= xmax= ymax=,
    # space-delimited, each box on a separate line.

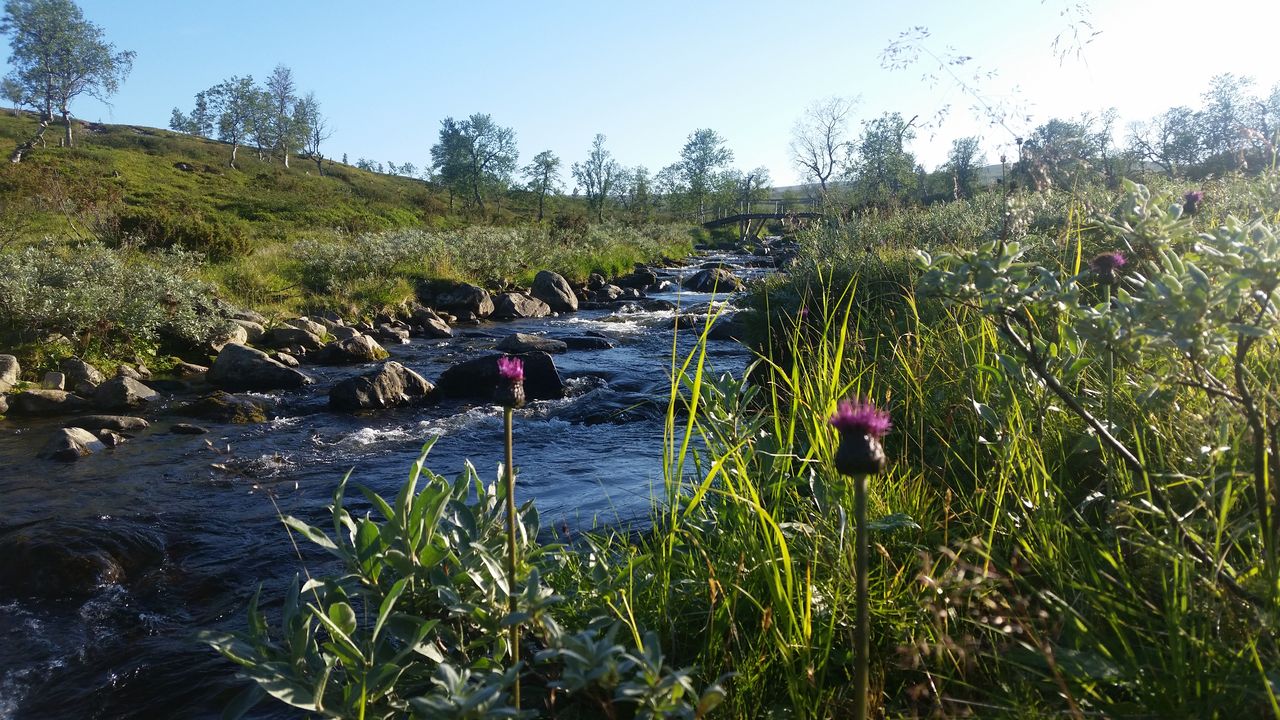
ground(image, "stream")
xmin=0 ymin=247 xmax=778 ymax=719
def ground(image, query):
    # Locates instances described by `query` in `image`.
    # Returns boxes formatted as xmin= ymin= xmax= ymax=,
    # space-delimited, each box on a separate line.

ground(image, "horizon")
xmin=7 ymin=1 xmax=1280 ymax=187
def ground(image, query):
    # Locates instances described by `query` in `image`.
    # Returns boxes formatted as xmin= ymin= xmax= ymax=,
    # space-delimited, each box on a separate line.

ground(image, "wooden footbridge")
xmin=701 ymin=199 xmax=823 ymax=239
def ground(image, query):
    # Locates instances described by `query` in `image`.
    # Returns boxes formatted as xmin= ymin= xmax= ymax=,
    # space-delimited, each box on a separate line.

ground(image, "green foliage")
xmin=202 ymin=442 xmax=727 ymax=719
xmin=0 ymin=239 xmax=233 ymax=358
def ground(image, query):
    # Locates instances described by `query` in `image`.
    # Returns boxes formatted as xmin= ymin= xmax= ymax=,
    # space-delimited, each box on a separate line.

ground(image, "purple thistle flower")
xmin=830 ymin=399 xmax=891 ymax=477
xmin=497 ymin=356 xmax=524 ymax=383
xmin=799 ymin=306 xmax=810 ymax=319
xmin=829 ymin=399 xmax=892 ymax=438
xmin=495 ymin=356 xmax=526 ymax=408
xmin=1183 ymin=190 xmax=1204 ymax=216
xmin=1090 ymin=251 xmax=1127 ymax=284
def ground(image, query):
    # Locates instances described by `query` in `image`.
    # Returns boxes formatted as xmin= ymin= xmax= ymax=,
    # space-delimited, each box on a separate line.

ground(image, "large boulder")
xmin=8 ymin=389 xmax=91 ymax=416
xmin=328 ymin=325 xmax=361 ymax=341
xmin=435 ymin=351 xmax=565 ymax=402
xmin=492 ymin=292 xmax=552 ymax=320
xmin=616 ymin=267 xmax=659 ymax=290
xmin=66 ymin=415 xmax=150 ymax=433
xmin=314 ymin=335 xmax=390 ymax=365
xmin=283 ymin=317 xmax=328 ymax=337
xmin=60 ymin=358 xmax=105 ymax=395
xmin=329 ymin=361 xmax=433 ymax=412
xmin=437 ymin=283 xmax=494 ymax=320
xmin=683 ymin=268 xmax=743 ymax=293
xmin=39 ymin=427 xmax=105 ymax=461
xmin=207 ymin=343 xmax=311 ymax=391
xmin=178 ymin=391 xmax=268 ymax=423
xmin=261 ymin=326 xmax=325 ymax=352
xmin=208 ymin=323 xmax=250 ymax=353
xmin=497 ymin=333 xmax=568 ymax=354
xmin=591 ymin=284 xmax=625 ymax=302
xmin=532 ymin=270 xmax=578 ymax=313
xmin=93 ymin=376 xmax=160 ymax=411
xmin=230 ymin=318 xmax=265 ymax=343
xmin=0 ymin=354 xmax=18 ymax=393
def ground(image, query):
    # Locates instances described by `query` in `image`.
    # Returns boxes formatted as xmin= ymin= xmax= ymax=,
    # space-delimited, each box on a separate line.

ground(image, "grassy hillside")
xmin=0 ymin=110 xmax=451 ymax=250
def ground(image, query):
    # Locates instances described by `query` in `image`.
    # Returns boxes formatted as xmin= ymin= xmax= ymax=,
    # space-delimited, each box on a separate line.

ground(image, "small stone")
xmin=42 ymin=371 xmax=66 ymax=390
xmin=96 ymin=430 xmax=127 ymax=447
xmin=93 ymin=376 xmax=160 ymax=411
xmin=60 ymin=358 xmax=104 ymax=395
xmin=170 ymin=423 xmax=209 ymax=435
xmin=115 ymin=365 xmax=142 ymax=381
xmin=271 ymin=352 xmax=300 ymax=368
xmin=173 ymin=362 xmax=209 ymax=377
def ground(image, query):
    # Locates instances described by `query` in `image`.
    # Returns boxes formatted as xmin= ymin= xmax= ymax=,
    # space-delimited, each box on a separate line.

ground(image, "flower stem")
xmin=504 ymin=405 xmax=521 ymax=709
xmin=854 ymin=472 xmax=869 ymax=720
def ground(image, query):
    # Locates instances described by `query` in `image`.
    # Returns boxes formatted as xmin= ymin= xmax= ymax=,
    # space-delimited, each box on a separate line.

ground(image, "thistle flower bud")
xmin=495 ymin=356 xmax=525 ymax=409
xmin=829 ymin=399 xmax=891 ymax=477
xmin=1183 ymin=190 xmax=1204 ymax=216
xmin=1089 ymin=251 xmax=1127 ymax=285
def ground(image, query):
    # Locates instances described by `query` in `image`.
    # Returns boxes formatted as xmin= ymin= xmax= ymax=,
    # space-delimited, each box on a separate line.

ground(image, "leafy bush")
xmin=0 ymin=240 xmax=234 ymax=359
xmin=116 ymin=205 xmax=252 ymax=259
xmin=203 ymin=442 xmax=727 ymax=719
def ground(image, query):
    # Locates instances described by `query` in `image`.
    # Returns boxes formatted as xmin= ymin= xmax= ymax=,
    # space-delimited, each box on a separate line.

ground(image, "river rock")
xmin=173 ymin=361 xmax=209 ymax=377
xmin=283 ymin=317 xmax=328 ymax=337
xmin=497 ymin=333 xmax=568 ymax=354
xmin=492 ymin=292 xmax=552 ymax=320
xmin=261 ymin=326 xmax=325 ymax=352
xmin=115 ymin=365 xmax=142 ymax=381
xmin=230 ymin=318 xmax=266 ymax=343
xmin=328 ymin=325 xmax=360 ymax=341
xmin=643 ymin=299 xmax=677 ymax=312
xmin=329 ymin=361 xmax=433 ymax=412
xmin=230 ymin=308 xmax=267 ymax=325
xmin=42 ymin=371 xmax=65 ymax=390
xmin=271 ymin=352 xmax=299 ymax=368
xmin=708 ymin=314 xmax=750 ymax=342
xmin=8 ymin=389 xmax=91 ymax=416
xmin=60 ymin=358 xmax=105 ymax=395
xmin=207 ymin=343 xmax=311 ymax=391
xmin=375 ymin=323 xmax=411 ymax=344
xmin=97 ymin=430 xmax=127 ymax=447
xmin=532 ymin=270 xmax=578 ymax=313
xmin=0 ymin=394 xmax=7 ymax=415
xmin=0 ymin=354 xmax=19 ymax=392
xmin=40 ymin=427 xmax=104 ymax=461
xmin=314 ymin=335 xmax=390 ymax=364
xmin=616 ymin=267 xmax=659 ymax=290
xmin=437 ymin=282 xmax=494 ymax=320
xmin=67 ymin=415 xmax=150 ymax=433
xmin=170 ymin=423 xmax=208 ymax=434
xmin=592 ymin=284 xmax=624 ymax=302
xmin=435 ymin=351 xmax=565 ymax=402
xmin=208 ymin=323 xmax=249 ymax=353
xmin=0 ymin=520 xmax=166 ymax=599
xmin=586 ymin=273 xmax=606 ymax=291
xmin=179 ymin=391 xmax=269 ymax=423
xmin=94 ymin=376 xmax=160 ymax=411
xmin=683 ymin=268 xmax=743 ymax=293
xmin=561 ymin=335 xmax=616 ymax=350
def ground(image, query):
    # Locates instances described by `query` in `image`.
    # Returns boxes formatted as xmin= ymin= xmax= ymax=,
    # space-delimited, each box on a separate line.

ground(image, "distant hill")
xmin=0 ymin=111 xmax=451 ymax=253
xmin=768 ymin=163 xmax=1009 ymax=200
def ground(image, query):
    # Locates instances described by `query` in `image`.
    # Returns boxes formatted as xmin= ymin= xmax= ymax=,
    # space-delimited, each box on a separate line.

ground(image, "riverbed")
xmin=0 ymin=248 xmax=774 ymax=719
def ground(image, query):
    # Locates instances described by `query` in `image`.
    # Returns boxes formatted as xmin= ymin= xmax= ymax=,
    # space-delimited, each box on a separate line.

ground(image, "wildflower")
xmin=1089 ymin=251 xmax=1127 ymax=285
xmin=1183 ymin=190 xmax=1204 ymax=216
xmin=494 ymin=355 xmax=525 ymax=408
xmin=829 ymin=399 xmax=891 ymax=476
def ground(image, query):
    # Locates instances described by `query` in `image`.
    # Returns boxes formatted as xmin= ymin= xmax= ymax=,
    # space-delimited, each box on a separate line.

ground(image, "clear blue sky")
xmin=19 ymin=0 xmax=1280 ymax=186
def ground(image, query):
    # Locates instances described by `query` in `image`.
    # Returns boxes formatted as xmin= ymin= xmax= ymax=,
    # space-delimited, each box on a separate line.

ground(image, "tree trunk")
xmin=230 ymin=143 xmax=239 ymax=169
xmin=10 ymin=117 xmax=50 ymax=163
xmin=315 ymin=155 xmax=323 ymax=176
xmin=537 ymin=191 xmax=545 ymax=222
xmin=61 ymin=109 xmax=73 ymax=148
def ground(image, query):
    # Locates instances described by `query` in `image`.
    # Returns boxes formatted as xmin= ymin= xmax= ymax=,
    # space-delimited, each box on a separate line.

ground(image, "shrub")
xmin=116 ymin=205 xmax=252 ymax=259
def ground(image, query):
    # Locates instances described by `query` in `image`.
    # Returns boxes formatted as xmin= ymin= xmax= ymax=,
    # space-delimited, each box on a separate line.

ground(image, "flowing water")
xmin=0 ymin=249 xmax=777 ymax=719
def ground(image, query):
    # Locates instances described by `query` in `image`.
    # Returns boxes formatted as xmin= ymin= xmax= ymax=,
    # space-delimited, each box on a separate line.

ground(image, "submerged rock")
xmin=435 ymin=351 xmax=565 ymax=402
xmin=39 ymin=427 xmax=105 ymax=461
xmin=497 ymin=333 xmax=568 ymax=354
xmin=561 ymin=335 xmax=617 ymax=351
xmin=170 ymin=423 xmax=208 ymax=435
xmin=0 ymin=520 xmax=166 ymax=598
xmin=178 ymin=391 xmax=269 ymax=424
xmin=532 ymin=270 xmax=578 ymax=313
xmin=207 ymin=343 xmax=311 ymax=392
xmin=329 ymin=361 xmax=433 ymax=411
